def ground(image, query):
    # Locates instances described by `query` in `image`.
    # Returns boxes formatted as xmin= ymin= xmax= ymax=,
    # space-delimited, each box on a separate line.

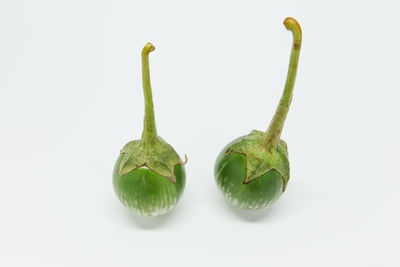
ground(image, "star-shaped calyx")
xmin=119 ymin=137 xmax=187 ymax=183
xmin=224 ymin=130 xmax=290 ymax=191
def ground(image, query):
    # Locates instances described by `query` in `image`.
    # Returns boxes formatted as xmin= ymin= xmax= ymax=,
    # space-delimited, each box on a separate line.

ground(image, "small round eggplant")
xmin=214 ymin=18 xmax=302 ymax=210
xmin=113 ymin=43 xmax=187 ymax=217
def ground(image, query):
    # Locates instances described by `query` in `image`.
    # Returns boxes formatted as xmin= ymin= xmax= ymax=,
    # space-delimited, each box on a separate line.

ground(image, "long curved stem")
xmin=141 ymin=42 xmax=157 ymax=146
xmin=263 ymin=17 xmax=302 ymax=151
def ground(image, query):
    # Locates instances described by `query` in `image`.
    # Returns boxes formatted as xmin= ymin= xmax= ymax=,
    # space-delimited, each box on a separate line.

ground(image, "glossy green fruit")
xmin=215 ymin=137 xmax=284 ymax=209
xmin=113 ymin=42 xmax=187 ymax=217
xmin=214 ymin=17 xmax=302 ymax=210
xmin=113 ymin=155 xmax=185 ymax=216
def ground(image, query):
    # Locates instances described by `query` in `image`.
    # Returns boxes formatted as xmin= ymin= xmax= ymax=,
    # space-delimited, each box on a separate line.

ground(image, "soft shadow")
xmin=223 ymin=198 xmax=279 ymax=222
xmin=118 ymin=207 xmax=176 ymax=229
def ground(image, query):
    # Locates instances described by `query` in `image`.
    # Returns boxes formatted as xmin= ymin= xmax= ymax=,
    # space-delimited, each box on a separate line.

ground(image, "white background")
xmin=1 ymin=0 xmax=399 ymax=266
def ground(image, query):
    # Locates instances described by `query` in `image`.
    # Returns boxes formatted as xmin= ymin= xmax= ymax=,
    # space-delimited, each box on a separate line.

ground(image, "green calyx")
xmin=224 ymin=130 xmax=290 ymax=190
xmin=118 ymin=42 xmax=187 ymax=183
xmin=223 ymin=17 xmax=302 ymax=191
xmin=119 ymin=137 xmax=187 ymax=183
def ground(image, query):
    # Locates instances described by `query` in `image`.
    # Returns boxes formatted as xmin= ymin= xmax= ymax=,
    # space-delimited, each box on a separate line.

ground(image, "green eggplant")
xmin=214 ymin=17 xmax=302 ymax=210
xmin=113 ymin=43 xmax=187 ymax=217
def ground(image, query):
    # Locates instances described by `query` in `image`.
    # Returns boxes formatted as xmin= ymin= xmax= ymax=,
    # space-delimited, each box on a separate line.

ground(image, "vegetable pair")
xmin=113 ymin=17 xmax=302 ymax=217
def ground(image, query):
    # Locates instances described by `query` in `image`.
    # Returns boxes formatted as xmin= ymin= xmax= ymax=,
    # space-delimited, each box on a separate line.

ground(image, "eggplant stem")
xmin=263 ymin=17 xmax=302 ymax=151
xmin=141 ymin=42 xmax=157 ymax=147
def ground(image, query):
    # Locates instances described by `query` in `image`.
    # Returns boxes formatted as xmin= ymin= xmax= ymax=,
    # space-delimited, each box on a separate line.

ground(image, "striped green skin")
xmin=113 ymin=155 xmax=186 ymax=217
xmin=214 ymin=138 xmax=284 ymax=210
